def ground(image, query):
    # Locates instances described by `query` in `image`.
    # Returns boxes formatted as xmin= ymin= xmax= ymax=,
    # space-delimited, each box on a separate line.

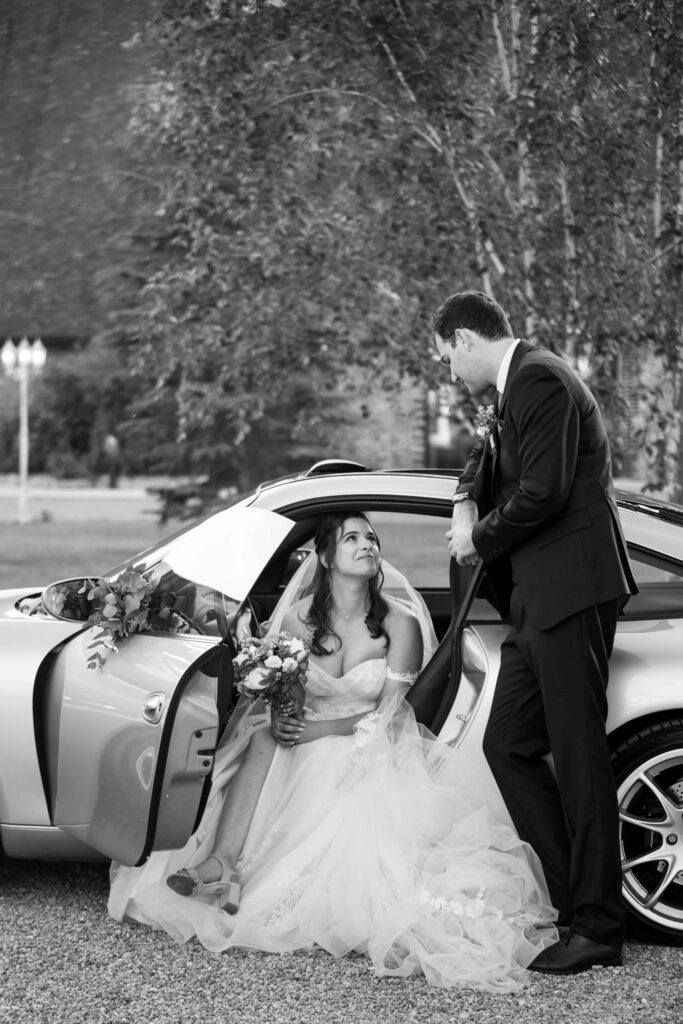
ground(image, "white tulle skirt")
xmin=108 ymin=696 xmax=557 ymax=992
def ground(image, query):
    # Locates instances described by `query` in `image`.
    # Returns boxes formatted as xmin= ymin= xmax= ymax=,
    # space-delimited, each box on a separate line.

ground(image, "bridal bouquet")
xmin=233 ymin=631 xmax=309 ymax=716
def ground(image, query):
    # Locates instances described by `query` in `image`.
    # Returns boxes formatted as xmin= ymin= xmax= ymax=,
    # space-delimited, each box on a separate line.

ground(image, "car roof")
xmin=615 ymin=489 xmax=683 ymax=529
xmin=248 ymin=465 xmax=683 ymax=563
xmin=251 ymin=468 xmax=457 ymax=511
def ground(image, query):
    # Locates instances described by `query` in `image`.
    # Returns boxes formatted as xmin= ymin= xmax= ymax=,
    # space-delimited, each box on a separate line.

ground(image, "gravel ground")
xmin=1 ymin=860 xmax=681 ymax=1024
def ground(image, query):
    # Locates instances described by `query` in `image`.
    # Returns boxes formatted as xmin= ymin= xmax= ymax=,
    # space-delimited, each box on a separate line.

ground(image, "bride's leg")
xmin=192 ymin=726 xmax=277 ymax=882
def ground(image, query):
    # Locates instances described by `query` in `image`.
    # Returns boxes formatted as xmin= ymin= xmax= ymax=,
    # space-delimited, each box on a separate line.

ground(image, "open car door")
xmin=41 ymin=505 xmax=295 ymax=866
xmin=43 ymin=634 xmax=226 ymax=866
xmin=406 ymin=558 xmax=483 ymax=734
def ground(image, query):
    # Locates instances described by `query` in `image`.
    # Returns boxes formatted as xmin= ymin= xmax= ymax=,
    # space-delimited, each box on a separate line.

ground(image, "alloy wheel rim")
xmin=618 ymin=749 xmax=683 ymax=933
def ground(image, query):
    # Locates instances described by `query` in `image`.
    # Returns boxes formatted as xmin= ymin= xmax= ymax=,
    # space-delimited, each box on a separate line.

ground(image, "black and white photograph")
xmin=1 ymin=1 xmax=682 ymax=1022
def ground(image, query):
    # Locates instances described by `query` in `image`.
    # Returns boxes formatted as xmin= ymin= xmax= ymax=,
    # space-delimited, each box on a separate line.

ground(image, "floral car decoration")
xmin=46 ymin=569 xmax=189 ymax=669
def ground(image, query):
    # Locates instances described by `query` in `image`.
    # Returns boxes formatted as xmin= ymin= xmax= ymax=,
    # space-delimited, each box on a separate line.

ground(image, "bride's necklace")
xmin=335 ymin=603 xmax=368 ymax=638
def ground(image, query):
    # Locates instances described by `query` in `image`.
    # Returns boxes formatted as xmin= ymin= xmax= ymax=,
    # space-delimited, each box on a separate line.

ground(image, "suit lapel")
xmin=473 ymin=341 xmax=535 ymax=511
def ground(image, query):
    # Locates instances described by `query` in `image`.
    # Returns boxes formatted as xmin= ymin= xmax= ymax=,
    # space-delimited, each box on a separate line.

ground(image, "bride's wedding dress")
xmin=109 ymin=656 xmax=556 ymax=992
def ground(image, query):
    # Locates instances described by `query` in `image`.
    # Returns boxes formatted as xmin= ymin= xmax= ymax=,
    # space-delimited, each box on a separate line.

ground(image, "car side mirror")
xmin=41 ymin=578 xmax=97 ymax=621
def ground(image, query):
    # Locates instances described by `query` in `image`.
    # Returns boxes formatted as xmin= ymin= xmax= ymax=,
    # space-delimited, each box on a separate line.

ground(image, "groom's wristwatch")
xmin=452 ymin=491 xmax=475 ymax=505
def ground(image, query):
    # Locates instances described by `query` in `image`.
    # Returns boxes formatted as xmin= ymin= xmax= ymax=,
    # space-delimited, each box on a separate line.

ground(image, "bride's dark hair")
xmin=303 ymin=512 xmax=389 ymax=657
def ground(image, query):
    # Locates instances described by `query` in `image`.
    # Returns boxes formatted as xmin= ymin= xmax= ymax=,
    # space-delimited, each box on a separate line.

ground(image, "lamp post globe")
xmin=1 ymin=339 xmax=16 ymax=372
xmin=1 ymin=337 xmax=47 ymax=524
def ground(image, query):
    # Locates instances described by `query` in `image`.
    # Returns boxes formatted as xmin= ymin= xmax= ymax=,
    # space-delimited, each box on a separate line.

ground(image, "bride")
xmin=108 ymin=511 xmax=557 ymax=991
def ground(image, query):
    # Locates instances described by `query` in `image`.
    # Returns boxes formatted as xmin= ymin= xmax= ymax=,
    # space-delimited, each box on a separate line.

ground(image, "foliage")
xmin=104 ymin=0 xmax=683 ymax=492
xmin=0 ymin=343 xmax=149 ymax=477
xmin=46 ymin=569 xmax=190 ymax=669
xmin=107 ymin=0 xmax=447 ymax=486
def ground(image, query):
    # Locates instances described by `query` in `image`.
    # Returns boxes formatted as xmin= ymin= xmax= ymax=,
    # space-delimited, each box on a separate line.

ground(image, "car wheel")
xmin=611 ymin=719 xmax=683 ymax=946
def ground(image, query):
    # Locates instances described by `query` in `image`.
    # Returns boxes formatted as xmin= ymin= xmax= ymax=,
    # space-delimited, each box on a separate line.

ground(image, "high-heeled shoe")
xmin=166 ymin=855 xmax=241 ymax=914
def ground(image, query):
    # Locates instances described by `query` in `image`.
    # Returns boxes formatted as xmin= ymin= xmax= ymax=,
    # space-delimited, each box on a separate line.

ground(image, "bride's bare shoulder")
xmin=280 ymin=597 xmax=312 ymax=637
xmin=384 ymin=595 xmax=420 ymax=630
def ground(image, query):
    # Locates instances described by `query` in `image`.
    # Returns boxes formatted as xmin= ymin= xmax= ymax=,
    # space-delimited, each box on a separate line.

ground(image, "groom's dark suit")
xmin=456 ymin=340 xmax=637 ymax=945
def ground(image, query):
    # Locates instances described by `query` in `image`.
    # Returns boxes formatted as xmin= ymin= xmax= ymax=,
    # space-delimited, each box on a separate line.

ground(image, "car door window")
xmin=368 ymin=511 xmax=452 ymax=588
xmin=263 ymin=511 xmax=455 ymax=640
xmin=125 ymin=563 xmax=239 ymax=638
xmin=623 ymin=549 xmax=683 ymax=618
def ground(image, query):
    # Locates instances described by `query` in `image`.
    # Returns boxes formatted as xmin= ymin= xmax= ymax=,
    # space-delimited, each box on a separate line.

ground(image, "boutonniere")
xmin=474 ymin=404 xmax=497 ymax=440
xmin=473 ymin=403 xmax=500 ymax=453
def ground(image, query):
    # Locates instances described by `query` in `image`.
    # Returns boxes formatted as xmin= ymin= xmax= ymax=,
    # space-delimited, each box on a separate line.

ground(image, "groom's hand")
xmin=448 ymin=500 xmax=480 ymax=565
xmin=447 ymin=524 xmax=479 ymax=565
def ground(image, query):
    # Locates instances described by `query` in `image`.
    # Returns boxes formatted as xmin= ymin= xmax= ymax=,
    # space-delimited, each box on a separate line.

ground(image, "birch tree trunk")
xmin=674 ymin=33 xmax=683 ymax=501
xmin=559 ymin=165 xmax=580 ymax=358
xmin=493 ymin=1 xmax=536 ymax=337
xmin=557 ymin=16 xmax=585 ymax=364
xmin=352 ymin=0 xmax=502 ymax=297
xmin=652 ymin=39 xmax=664 ymax=281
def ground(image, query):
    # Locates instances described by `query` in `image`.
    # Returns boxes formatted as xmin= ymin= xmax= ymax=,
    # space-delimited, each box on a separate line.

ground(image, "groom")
xmin=432 ymin=290 xmax=637 ymax=975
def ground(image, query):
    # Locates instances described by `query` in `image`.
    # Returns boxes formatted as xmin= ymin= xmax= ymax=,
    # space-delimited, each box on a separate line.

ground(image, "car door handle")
xmin=142 ymin=692 xmax=166 ymax=725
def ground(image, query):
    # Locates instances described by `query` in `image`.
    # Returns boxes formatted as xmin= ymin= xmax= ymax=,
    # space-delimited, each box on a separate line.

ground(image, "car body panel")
xmin=0 ymin=822 xmax=103 ymax=861
xmin=605 ymin=619 xmax=683 ymax=734
xmin=618 ymin=506 xmax=683 ymax=562
xmin=44 ymin=630 xmax=222 ymax=866
xmin=0 ymin=602 xmax=86 ymax=825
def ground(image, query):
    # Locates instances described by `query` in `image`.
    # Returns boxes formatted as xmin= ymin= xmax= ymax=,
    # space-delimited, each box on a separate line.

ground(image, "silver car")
xmin=1 ymin=461 xmax=682 ymax=947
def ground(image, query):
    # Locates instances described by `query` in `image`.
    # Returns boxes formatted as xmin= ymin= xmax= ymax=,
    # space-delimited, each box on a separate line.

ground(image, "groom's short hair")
xmin=432 ymin=291 xmax=512 ymax=342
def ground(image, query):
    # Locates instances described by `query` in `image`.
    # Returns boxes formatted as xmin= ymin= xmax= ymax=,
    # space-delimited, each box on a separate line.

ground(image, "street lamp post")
xmin=1 ymin=337 xmax=47 ymax=525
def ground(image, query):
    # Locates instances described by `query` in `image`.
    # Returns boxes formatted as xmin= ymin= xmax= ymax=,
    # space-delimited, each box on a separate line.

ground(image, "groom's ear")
xmin=457 ymin=328 xmax=475 ymax=351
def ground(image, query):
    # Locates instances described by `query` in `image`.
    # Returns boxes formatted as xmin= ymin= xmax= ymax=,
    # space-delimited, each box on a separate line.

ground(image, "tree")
xmin=107 ymin=0 xmax=683 ymax=491
xmin=107 ymin=0 xmax=449 ymax=486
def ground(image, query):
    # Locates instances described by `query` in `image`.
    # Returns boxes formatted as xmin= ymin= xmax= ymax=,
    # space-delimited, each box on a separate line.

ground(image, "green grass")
xmin=0 ymin=509 xmax=455 ymax=592
xmin=0 ymin=518 xmax=164 ymax=589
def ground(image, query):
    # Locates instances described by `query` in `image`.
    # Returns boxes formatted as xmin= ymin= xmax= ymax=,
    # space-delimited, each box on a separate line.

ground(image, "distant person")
xmin=103 ymin=434 xmax=122 ymax=489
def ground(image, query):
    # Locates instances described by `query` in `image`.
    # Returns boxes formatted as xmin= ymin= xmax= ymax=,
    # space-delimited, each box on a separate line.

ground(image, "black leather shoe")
xmin=529 ymin=931 xmax=622 ymax=975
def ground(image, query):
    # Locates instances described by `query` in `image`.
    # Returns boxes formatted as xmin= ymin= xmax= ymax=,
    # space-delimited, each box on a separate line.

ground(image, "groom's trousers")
xmin=483 ymin=584 xmax=625 ymax=946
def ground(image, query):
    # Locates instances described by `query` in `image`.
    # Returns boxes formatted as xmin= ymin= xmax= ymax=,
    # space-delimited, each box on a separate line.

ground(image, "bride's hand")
xmin=271 ymin=710 xmax=304 ymax=746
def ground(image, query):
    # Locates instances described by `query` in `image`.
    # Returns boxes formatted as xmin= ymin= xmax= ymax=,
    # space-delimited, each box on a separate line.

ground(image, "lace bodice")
xmin=304 ymin=658 xmax=387 ymax=721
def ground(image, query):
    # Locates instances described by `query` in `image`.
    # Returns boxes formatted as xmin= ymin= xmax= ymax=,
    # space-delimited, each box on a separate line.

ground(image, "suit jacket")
xmin=456 ymin=340 xmax=637 ymax=630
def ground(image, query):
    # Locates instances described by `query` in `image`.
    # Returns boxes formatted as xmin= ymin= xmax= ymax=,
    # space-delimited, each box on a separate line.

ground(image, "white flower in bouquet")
xmin=242 ymin=666 xmax=274 ymax=692
xmin=282 ymin=656 xmax=298 ymax=673
xmin=264 ymin=654 xmax=283 ymax=669
xmin=233 ymin=651 xmax=253 ymax=672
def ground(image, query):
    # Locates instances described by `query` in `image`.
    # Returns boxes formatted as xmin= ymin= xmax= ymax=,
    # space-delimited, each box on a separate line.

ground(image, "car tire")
xmin=611 ymin=718 xmax=683 ymax=946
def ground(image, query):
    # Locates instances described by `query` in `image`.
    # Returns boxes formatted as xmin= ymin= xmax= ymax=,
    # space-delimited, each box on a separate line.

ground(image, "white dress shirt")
xmin=496 ymin=338 xmax=522 ymax=398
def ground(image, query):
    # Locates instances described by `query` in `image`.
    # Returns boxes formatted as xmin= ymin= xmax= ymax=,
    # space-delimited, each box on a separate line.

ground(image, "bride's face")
xmin=330 ymin=517 xmax=380 ymax=580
